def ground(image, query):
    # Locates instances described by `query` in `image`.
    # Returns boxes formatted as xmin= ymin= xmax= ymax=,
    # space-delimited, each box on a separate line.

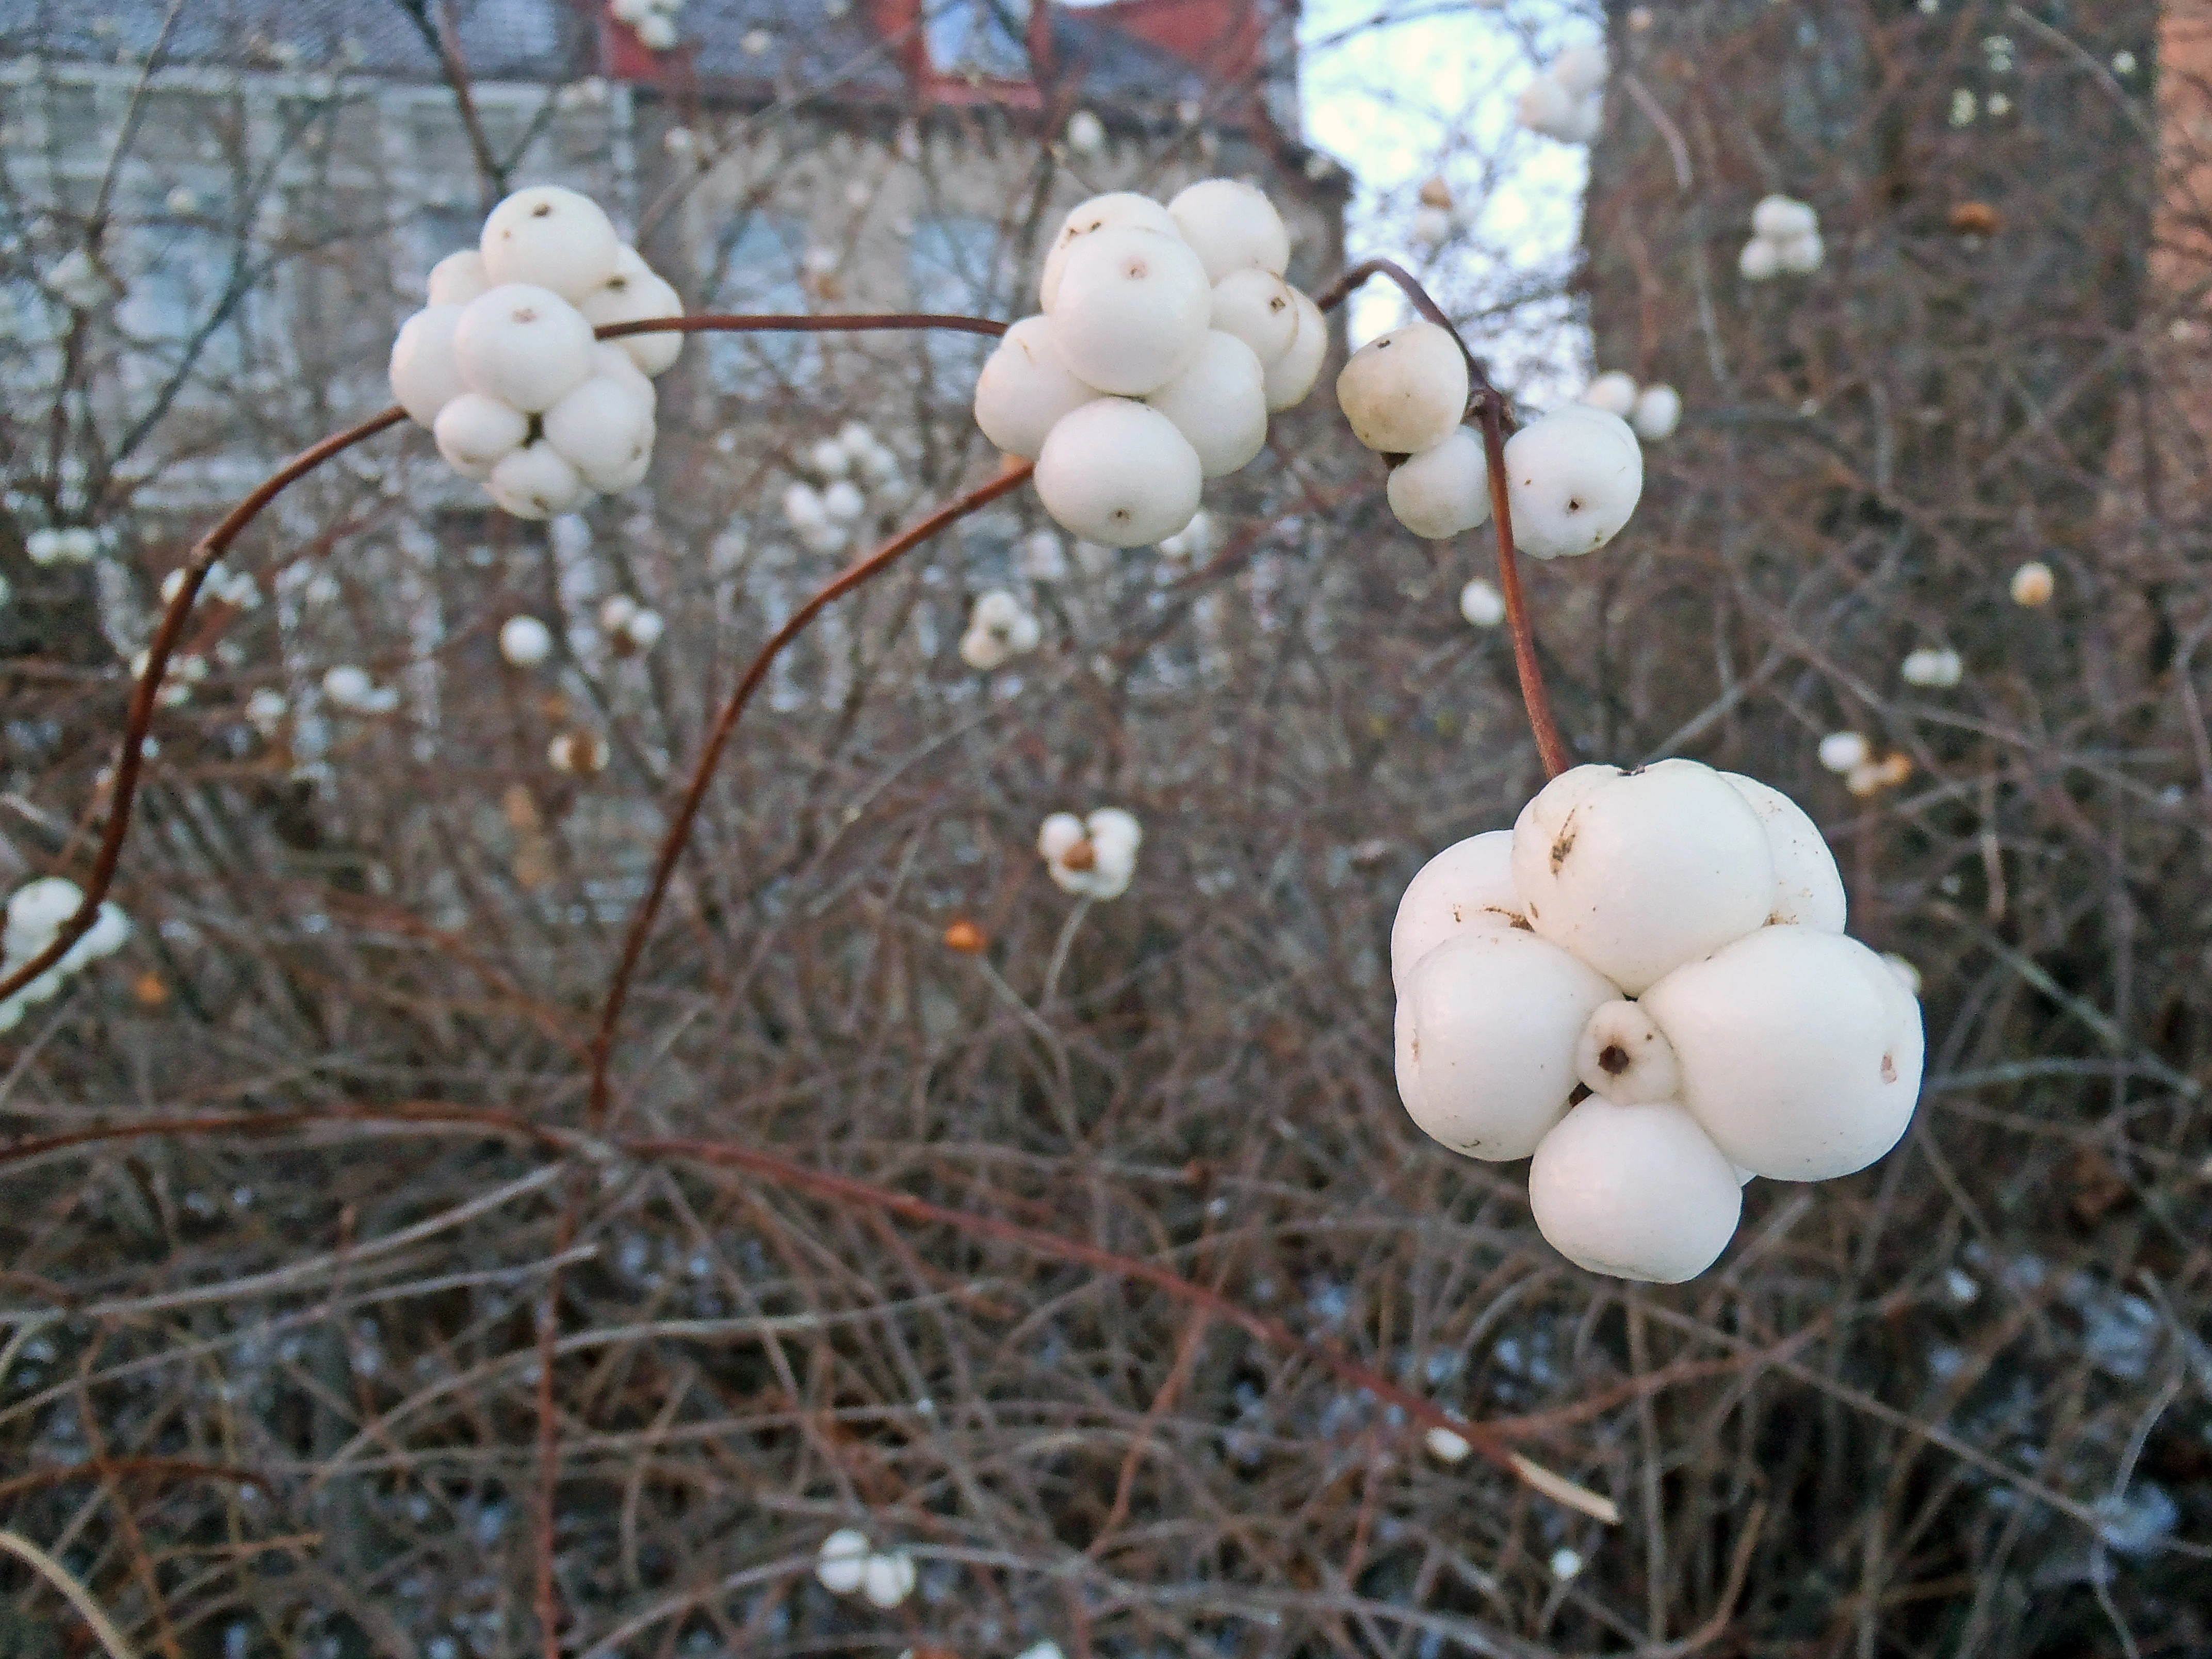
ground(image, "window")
xmin=702 ymin=215 xmax=810 ymax=393
xmin=924 ymin=0 xmax=1032 ymax=80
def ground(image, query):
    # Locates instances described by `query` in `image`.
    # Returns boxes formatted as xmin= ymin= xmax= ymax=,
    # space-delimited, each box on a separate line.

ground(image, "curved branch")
xmin=597 ymin=312 xmax=1009 ymax=341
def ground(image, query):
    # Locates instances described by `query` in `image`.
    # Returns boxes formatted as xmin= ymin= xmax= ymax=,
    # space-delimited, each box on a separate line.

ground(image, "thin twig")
xmin=1478 ymin=393 xmax=1570 ymax=778
xmin=0 ymin=1529 xmax=140 ymax=1659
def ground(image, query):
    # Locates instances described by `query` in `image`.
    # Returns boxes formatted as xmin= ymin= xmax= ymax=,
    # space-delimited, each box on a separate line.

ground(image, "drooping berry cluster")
xmin=814 ymin=1528 xmax=916 ymax=1609
xmin=1579 ymin=370 xmax=1682 ymax=441
xmin=1392 ymin=759 xmax=1923 ymax=1282
xmin=973 ymin=181 xmax=1326 ymax=547
xmin=1038 ymin=809 xmax=1143 ymax=901
xmin=0 ymin=877 xmax=131 ymax=1032
xmin=1738 ymin=194 xmax=1824 ymax=281
xmin=389 ymin=187 xmax=684 ymax=520
xmin=959 ymin=589 xmax=1043 ymax=671
xmin=1517 ymin=42 xmax=1608 ymax=144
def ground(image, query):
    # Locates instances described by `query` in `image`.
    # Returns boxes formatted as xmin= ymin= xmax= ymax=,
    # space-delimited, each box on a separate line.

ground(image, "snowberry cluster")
xmin=1038 ymin=808 xmax=1142 ymax=901
xmin=499 ymin=615 xmax=553 ymax=668
xmin=1 ymin=877 xmax=131 ymax=1032
xmin=1392 ymin=759 xmax=1923 ymax=1282
xmin=1410 ymin=176 xmax=1467 ymax=252
xmin=609 ymin=0 xmax=682 ymax=52
xmin=25 ymin=525 xmax=101 ymax=566
xmin=1579 ymin=371 xmax=1682 ymax=442
xmin=1517 ymin=42 xmax=1608 ymax=144
xmin=1341 ymin=325 xmax=1645 ymax=556
xmin=959 ymin=589 xmax=1042 ymax=670
xmin=1819 ymin=731 xmax=1913 ymax=798
xmin=1738 ymin=196 xmax=1824 ymax=281
xmin=389 ymin=187 xmax=684 ymax=521
xmin=160 ymin=561 xmax=261 ymax=610
xmin=598 ymin=595 xmax=665 ymax=655
xmin=974 ymin=181 xmax=1326 ymax=547
xmin=813 ymin=1528 xmax=916 ymax=1609
xmin=1900 ymin=646 xmax=1962 ymax=688
xmin=323 ymin=664 xmax=400 ymax=715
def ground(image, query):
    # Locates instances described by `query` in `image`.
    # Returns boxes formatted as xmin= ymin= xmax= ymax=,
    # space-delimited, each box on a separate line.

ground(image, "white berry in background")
xmin=1553 ymin=39 xmax=1608 ymax=96
xmin=973 ymin=316 xmax=1101 ymax=459
xmin=427 ymin=249 xmax=490 ymax=307
xmin=323 ymin=665 xmax=375 ymax=709
xmin=389 ymin=304 xmax=469 ymax=427
xmin=960 ymin=589 xmax=1041 ymax=670
xmin=548 ymin=730 xmax=607 ymax=774
xmin=1528 ymin=1097 xmax=1742 ymax=1282
xmin=1752 ymin=195 xmax=1818 ymax=243
xmin=245 ymin=688 xmax=289 ymax=735
xmin=1884 ymin=952 xmax=1923 ymax=996
xmin=1167 ymin=177 xmax=1290 ymax=284
xmin=499 ymin=615 xmax=553 ymax=668
xmin=434 ymin=393 xmax=529 ymax=480
xmin=816 ymin=1529 xmax=870 ymax=1595
xmin=1389 ymin=828 xmax=1522 ymax=992
xmin=1572 ymin=999 xmax=1681 ymax=1104
xmin=1737 ymin=238 xmax=1781 ymax=282
xmin=1066 ymin=108 xmax=1105 ymax=154
xmin=1900 ymin=646 xmax=1962 ymax=688
xmin=1020 ymin=529 xmax=1070 ymax=580
xmin=1035 ymin=398 xmax=1203 ymax=548
xmin=1460 ymin=577 xmax=1505 ymax=627
xmin=1158 ymin=509 xmax=1214 ymax=561
xmin=593 ymin=343 xmax=656 ymax=417
xmin=636 ymin=12 xmax=676 ymax=50
xmin=861 ymin=1549 xmax=916 ymax=1609
xmin=488 ymin=442 xmax=588 ymax=520
xmin=1819 ymin=730 xmax=1870 ymax=773
xmin=1040 ymin=808 xmax=1143 ymax=900
xmin=1050 ymin=227 xmax=1212 ymax=396
xmin=543 ymin=376 xmax=656 ymax=489
xmin=623 ymin=609 xmax=665 ymax=652
xmin=1145 ymin=330 xmax=1268 ymax=477
xmin=1396 ymin=929 xmax=1618 ymax=1160
xmin=809 ymin=437 xmax=850 ymax=477
xmin=1209 ymin=267 xmax=1302 ymax=367
xmin=1039 ymin=192 xmax=1181 ymax=312
xmin=454 ymin=284 xmax=596 ymax=413
xmin=1262 ymin=287 xmax=1329 ymax=412
xmin=480 ymin=185 xmax=620 ymax=301
xmin=1387 ymin=427 xmax=1492 ymax=540
xmin=1581 ymin=371 xmax=1638 ymax=417
xmin=1775 ymin=230 xmax=1824 ymax=273
xmin=1641 ymin=925 xmax=1923 ymax=1181
xmin=822 ymin=480 xmax=865 ymax=523
xmin=1631 ymin=384 xmax=1682 ymax=441
xmin=1517 ymin=74 xmax=1575 ymax=137
xmin=782 ymin=482 xmax=827 ymax=532
xmin=1337 ymin=321 xmax=1469 ymax=454
xmin=2011 ymin=560 xmax=2054 ymax=606
xmin=1502 ymin=405 xmax=1643 ymax=559
xmin=1510 ymin=759 xmax=1774 ymax=995
xmin=579 ymin=262 xmax=686 ymax=378
xmin=1723 ymin=773 xmax=1847 ymax=932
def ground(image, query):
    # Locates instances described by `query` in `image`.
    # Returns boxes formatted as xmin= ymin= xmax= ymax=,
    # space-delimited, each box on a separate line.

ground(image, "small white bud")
xmin=1900 ymin=646 xmax=1962 ymax=688
xmin=860 ymin=1550 xmax=916 ymax=1609
xmin=1424 ymin=1426 xmax=1471 ymax=1463
xmin=815 ymin=1528 xmax=870 ymax=1595
xmin=1818 ymin=731 xmax=1869 ymax=774
xmin=1738 ymin=239 xmax=1780 ymax=282
xmin=1630 ymin=384 xmax=1681 ymax=441
xmin=1066 ymin=109 xmax=1105 ymax=154
xmin=1751 ymin=195 xmax=1819 ymax=243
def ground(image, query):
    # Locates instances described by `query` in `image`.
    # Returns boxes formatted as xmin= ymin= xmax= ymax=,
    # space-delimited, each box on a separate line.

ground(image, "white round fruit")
xmin=1517 ymin=75 xmax=1574 ymax=136
xmin=389 ymin=304 xmax=469 ymax=427
xmin=1038 ymin=812 xmax=1086 ymax=865
xmin=1050 ymin=227 xmax=1213 ymax=396
xmin=427 ymin=248 xmax=490 ymax=307
xmin=973 ymin=316 xmax=1099 ymax=459
xmin=1336 ymin=321 xmax=1469 ymax=454
xmin=1039 ymin=191 xmax=1181 ymax=312
xmin=1510 ymin=759 xmax=1775 ymax=995
xmin=9 ymin=877 xmax=84 ymax=941
xmin=1144 ymin=330 xmax=1267 ymax=478
xmin=433 ymin=393 xmax=529 ymax=481
xmin=500 ymin=615 xmax=554 ymax=667
xmin=1386 ymin=427 xmax=1492 ymax=539
xmin=487 ymin=442 xmax=588 ymax=519
xmin=1262 ymin=288 xmax=1328 ymax=412
xmin=1459 ymin=577 xmax=1506 ymax=627
xmin=480 ymin=185 xmax=621 ymax=301
xmin=1641 ymin=925 xmax=1924 ymax=1181
xmin=1034 ymin=398 xmax=1203 ymax=548
xmin=1084 ymin=808 xmax=1143 ymax=899
xmin=1389 ymin=828 xmax=1522 ymax=992
xmin=543 ymin=376 xmax=655 ymax=485
xmin=816 ymin=1529 xmax=870 ymax=1595
xmin=1166 ymin=178 xmax=1290 ymax=284
xmin=1572 ymin=999 xmax=1680 ymax=1104
xmin=593 ymin=343 xmax=656 ymax=417
xmin=1722 ymin=773 xmax=1846 ymax=932
xmin=1209 ymin=268 xmax=1301 ymax=367
xmin=1818 ymin=731 xmax=1869 ymax=774
xmin=1631 ymin=383 xmax=1681 ymax=441
xmin=1776 ymin=231 xmax=1824 ymax=274
xmin=1738 ymin=238 xmax=1780 ymax=281
xmin=579 ymin=267 xmax=686 ymax=377
xmin=1528 ymin=1098 xmax=1741 ymax=1282
xmin=1751 ymin=195 xmax=1818 ymax=243
xmin=453 ymin=285 xmax=596 ymax=413
xmin=2011 ymin=560 xmax=2055 ymax=607
xmin=1501 ymin=405 xmax=1643 ymax=559
xmin=1582 ymin=371 xmax=1638 ymax=417
xmin=1395 ymin=929 xmax=1618 ymax=1161
xmin=861 ymin=1550 xmax=916 ymax=1609
xmin=1553 ymin=40 xmax=1608 ymax=97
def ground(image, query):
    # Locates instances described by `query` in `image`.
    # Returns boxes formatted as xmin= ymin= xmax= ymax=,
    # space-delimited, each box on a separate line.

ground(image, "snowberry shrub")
xmin=1039 ymin=809 xmax=1143 ymax=901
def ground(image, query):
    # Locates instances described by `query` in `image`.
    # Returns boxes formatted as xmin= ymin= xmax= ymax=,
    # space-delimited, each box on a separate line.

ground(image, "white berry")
xmin=480 ymin=185 xmax=620 ymax=302
xmin=1581 ymin=371 xmax=1638 ymax=417
xmin=389 ymin=304 xmax=469 ymax=427
xmin=543 ymin=376 xmax=656 ymax=490
xmin=1166 ymin=178 xmax=1290 ymax=284
xmin=973 ymin=316 xmax=1099 ymax=459
xmin=433 ymin=393 xmax=529 ymax=481
xmin=1502 ymin=405 xmax=1642 ymax=559
xmin=427 ymin=249 xmax=490 ymax=307
xmin=1641 ymin=925 xmax=1924 ymax=1181
xmin=1145 ymin=330 xmax=1268 ymax=478
xmin=1900 ymin=646 xmax=1962 ymax=688
xmin=579 ymin=263 xmax=686 ymax=377
xmin=861 ymin=1550 xmax=916 ymax=1609
xmin=1386 ymin=427 xmax=1492 ymax=539
xmin=1738 ymin=238 xmax=1781 ymax=282
xmin=816 ymin=1529 xmax=870 ymax=1595
xmin=1818 ymin=731 xmax=1869 ymax=774
xmin=2010 ymin=561 xmax=2054 ymax=606
xmin=1034 ymin=399 xmax=1203 ymax=547
xmin=454 ymin=285 xmax=596 ymax=413
xmin=487 ymin=442 xmax=588 ymax=520
xmin=1630 ymin=384 xmax=1681 ymax=440
xmin=1039 ymin=192 xmax=1181 ymax=312
xmin=1528 ymin=1098 xmax=1741 ymax=1282
xmin=1553 ymin=40 xmax=1608 ymax=97
xmin=1751 ymin=195 xmax=1818 ymax=242
xmin=1262 ymin=288 xmax=1329 ymax=411
xmin=1050 ymin=227 xmax=1213 ymax=396
xmin=1723 ymin=773 xmax=1846 ymax=932
xmin=1395 ymin=929 xmax=1618 ymax=1161
xmin=1510 ymin=759 xmax=1774 ymax=995
xmin=1337 ymin=321 xmax=1469 ymax=454
xmin=1389 ymin=828 xmax=1522 ymax=992
xmin=1209 ymin=268 xmax=1302 ymax=367
xmin=1459 ymin=577 xmax=1505 ymax=627
xmin=500 ymin=615 xmax=553 ymax=667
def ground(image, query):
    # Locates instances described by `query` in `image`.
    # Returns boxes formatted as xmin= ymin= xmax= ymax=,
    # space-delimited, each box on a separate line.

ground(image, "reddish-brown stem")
xmin=1477 ymin=395 xmax=1571 ymax=779
xmin=596 ymin=312 xmax=1008 ymax=341
xmin=582 ymin=461 xmax=1036 ymax=1134
xmin=0 ymin=405 xmax=409 ymax=1007
xmin=1315 ymin=258 xmax=1570 ymax=779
